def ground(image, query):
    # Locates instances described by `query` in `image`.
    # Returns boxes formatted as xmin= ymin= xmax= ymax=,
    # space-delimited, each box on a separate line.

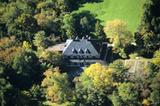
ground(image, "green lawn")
xmin=74 ymin=0 xmax=146 ymax=33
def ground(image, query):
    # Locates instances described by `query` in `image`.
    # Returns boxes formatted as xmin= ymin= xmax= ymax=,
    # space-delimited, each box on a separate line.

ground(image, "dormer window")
xmin=78 ymin=49 xmax=84 ymax=54
xmin=72 ymin=48 xmax=77 ymax=54
xmin=85 ymin=49 xmax=91 ymax=54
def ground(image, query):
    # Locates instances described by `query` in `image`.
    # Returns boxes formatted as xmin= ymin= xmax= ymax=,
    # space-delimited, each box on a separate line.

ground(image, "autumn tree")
xmin=74 ymin=63 xmax=113 ymax=106
xmin=41 ymin=68 xmax=72 ymax=105
xmin=104 ymin=19 xmax=134 ymax=58
xmin=83 ymin=63 xmax=114 ymax=90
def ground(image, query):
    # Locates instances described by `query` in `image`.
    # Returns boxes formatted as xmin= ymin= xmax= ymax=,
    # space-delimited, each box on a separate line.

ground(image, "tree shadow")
xmin=72 ymin=10 xmax=105 ymax=38
xmin=71 ymin=0 xmax=104 ymax=10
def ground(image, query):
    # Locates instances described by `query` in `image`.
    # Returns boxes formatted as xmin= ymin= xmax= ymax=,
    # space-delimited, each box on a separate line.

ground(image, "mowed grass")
xmin=74 ymin=0 xmax=146 ymax=33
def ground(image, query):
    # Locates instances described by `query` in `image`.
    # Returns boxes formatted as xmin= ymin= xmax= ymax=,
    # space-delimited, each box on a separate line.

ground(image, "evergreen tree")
xmin=135 ymin=0 xmax=160 ymax=57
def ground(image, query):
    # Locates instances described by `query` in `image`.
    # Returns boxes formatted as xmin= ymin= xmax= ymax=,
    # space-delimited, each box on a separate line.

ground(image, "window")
xmin=85 ymin=49 xmax=91 ymax=54
xmin=78 ymin=49 xmax=84 ymax=54
xmin=72 ymin=48 xmax=78 ymax=54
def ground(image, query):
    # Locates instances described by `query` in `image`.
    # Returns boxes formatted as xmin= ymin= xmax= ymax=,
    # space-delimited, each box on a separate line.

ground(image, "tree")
xmin=34 ymin=10 xmax=59 ymax=34
xmin=109 ymin=60 xmax=127 ymax=82
xmin=80 ymin=16 xmax=91 ymax=36
xmin=135 ymin=0 xmax=160 ymax=56
xmin=94 ymin=20 xmax=105 ymax=38
xmin=104 ymin=19 xmax=134 ymax=58
xmin=110 ymin=91 xmax=123 ymax=106
xmin=74 ymin=63 xmax=113 ymax=106
xmin=118 ymin=82 xmax=138 ymax=105
xmin=62 ymin=14 xmax=75 ymax=39
xmin=0 ymin=46 xmax=23 ymax=64
xmin=22 ymin=41 xmax=32 ymax=51
xmin=13 ymin=13 xmax=38 ymax=41
xmin=0 ymin=78 xmax=18 ymax=106
xmin=11 ymin=50 xmax=41 ymax=89
xmin=41 ymin=68 xmax=72 ymax=105
xmin=2 ymin=2 xmax=38 ymax=41
xmin=33 ymin=31 xmax=46 ymax=49
xmin=150 ymin=90 xmax=160 ymax=106
xmin=38 ymin=50 xmax=62 ymax=68
xmin=150 ymin=72 xmax=160 ymax=106
xmin=84 ymin=63 xmax=114 ymax=90
xmin=152 ymin=50 xmax=160 ymax=68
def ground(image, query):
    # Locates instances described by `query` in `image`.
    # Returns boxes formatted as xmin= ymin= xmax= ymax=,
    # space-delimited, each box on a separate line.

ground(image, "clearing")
xmin=74 ymin=0 xmax=147 ymax=33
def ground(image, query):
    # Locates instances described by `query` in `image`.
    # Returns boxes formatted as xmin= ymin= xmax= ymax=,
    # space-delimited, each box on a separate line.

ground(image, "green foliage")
xmin=75 ymin=79 xmax=111 ymax=106
xmin=62 ymin=14 xmax=75 ymax=39
xmin=74 ymin=63 xmax=114 ymax=106
xmin=150 ymin=72 xmax=160 ymax=106
xmin=11 ymin=50 xmax=41 ymax=89
xmin=135 ymin=0 xmax=160 ymax=56
xmin=109 ymin=60 xmax=127 ymax=82
xmin=75 ymin=0 xmax=146 ymax=33
xmin=110 ymin=91 xmax=123 ymax=106
xmin=94 ymin=20 xmax=105 ymax=38
xmin=33 ymin=31 xmax=46 ymax=49
xmin=38 ymin=50 xmax=62 ymax=68
xmin=150 ymin=90 xmax=160 ymax=106
xmin=34 ymin=10 xmax=59 ymax=34
xmin=118 ymin=82 xmax=138 ymax=105
xmin=0 ymin=78 xmax=18 ymax=106
xmin=41 ymin=68 xmax=72 ymax=105
xmin=0 ymin=0 xmax=159 ymax=105
xmin=152 ymin=50 xmax=160 ymax=67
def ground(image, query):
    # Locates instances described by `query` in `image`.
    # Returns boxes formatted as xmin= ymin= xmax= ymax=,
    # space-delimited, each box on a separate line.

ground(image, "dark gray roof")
xmin=62 ymin=39 xmax=100 ymax=58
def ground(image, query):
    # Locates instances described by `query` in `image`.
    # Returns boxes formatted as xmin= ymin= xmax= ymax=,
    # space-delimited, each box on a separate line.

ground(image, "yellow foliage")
xmin=84 ymin=63 xmax=114 ymax=89
xmin=103 ymin=19 xmax=133 ymax=48
xmin=41 ymin=68 xmax=70 ymax=103
xmin=22 ymin=41 xmax=31 ymax=50
xmin=142 ymin=99 xmax=151 ymax=106
xmin=152 ymin=50 xmax=160 ymax=67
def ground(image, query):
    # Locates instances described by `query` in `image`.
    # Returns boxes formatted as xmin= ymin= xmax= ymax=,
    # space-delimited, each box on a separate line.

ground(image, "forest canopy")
xmin=0 ymin=0 xmax=160 ymax=106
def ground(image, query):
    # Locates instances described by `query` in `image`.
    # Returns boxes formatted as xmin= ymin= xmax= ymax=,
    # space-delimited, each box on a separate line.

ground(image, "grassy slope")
xmin=74 ymin=0 xmax=146 ymax=33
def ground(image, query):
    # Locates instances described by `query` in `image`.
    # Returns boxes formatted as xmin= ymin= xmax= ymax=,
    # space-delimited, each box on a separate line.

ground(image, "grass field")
xmin=74 ymin=0 xmax=146 ymax=33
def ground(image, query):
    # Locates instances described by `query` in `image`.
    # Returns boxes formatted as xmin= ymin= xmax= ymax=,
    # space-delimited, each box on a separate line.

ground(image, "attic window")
xmin=72 ymin=48 xmax=77 ymax=54
xmin=78 ymin=49 xmax=84 ymax=54
xmin=85 ymin=49 xmax=91 ymax=54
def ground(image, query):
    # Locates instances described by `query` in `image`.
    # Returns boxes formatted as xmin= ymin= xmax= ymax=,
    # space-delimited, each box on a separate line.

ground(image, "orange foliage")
xmin=0 ymin=46 xmax=23 ymax=63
